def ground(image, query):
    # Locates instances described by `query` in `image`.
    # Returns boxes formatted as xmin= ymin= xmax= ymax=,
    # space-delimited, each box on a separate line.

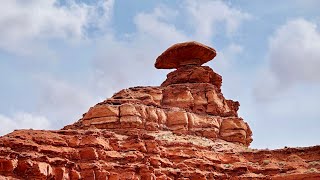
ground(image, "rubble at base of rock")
xmin=0 ymin=41 xmax=319 ymax=179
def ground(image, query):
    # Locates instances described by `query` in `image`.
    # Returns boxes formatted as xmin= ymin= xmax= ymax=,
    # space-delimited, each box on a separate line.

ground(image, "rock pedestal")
xmin=161 ymin=66 xmax=222 ymax=89
xmin=0 ymin=41 xmax=319 ymax=179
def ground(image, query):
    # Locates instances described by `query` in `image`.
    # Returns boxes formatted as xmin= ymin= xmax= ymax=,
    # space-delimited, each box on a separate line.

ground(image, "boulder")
xmin=155 ymin=41 xmax=216 ymax=69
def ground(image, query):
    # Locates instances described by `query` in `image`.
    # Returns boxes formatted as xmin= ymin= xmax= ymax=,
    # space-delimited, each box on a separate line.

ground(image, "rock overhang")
xmin=155 ymin=41 xmax=217 ymax=69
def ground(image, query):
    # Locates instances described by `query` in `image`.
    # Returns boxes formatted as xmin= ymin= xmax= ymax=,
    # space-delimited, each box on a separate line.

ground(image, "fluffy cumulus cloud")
xmin=92 ymin=5 xmax=189 ymax=93
xmin=250 ymin=18 xmax=320 ymax=148
xmin=254 ymin=18 xmax=320 ymax=101
xmin=93 ymin=0 xmax=251 ymax=93
xmin=0 ymin=0 xmax=114 ymax=55
xmin=185 ymin=0 xmax=251 ymax=41
xmin=212 ymin=43 xmax=244 ymax=70
xmin=0 ymin=112 xmax=51 ymax=135
xmin=0 ymin=0 xmax=251 ymax=135
xmin=35 ymin=76 xmax=99 ymax=128
xmin=134 ymin=6 xmax=188 ymax=44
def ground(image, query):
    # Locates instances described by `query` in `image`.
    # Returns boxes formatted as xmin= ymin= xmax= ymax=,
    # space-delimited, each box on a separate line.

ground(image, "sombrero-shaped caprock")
xmin=155 ymin=41 xmax=217 ymax=69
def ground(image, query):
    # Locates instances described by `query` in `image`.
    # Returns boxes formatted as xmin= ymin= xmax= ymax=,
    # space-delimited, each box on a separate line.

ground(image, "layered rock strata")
xmin=1 ymin=129 xmax=319 ymax=179
xmin=65 ymin=82 xmax=249 ymax=145
xmin=0 ymin=41 xmax=319 ymax=179
xmin=64 ymin=84 xmax=250 ymax=146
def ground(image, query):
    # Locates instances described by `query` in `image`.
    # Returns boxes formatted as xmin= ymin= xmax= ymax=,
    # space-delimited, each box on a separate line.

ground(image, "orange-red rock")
xmin=0 ymin=129 xmax=318 ymax=179
xmin=155 ymin=41 xmax=216 ymax=69
xmin=161 ymin=66 xmax=222 ymax=90
xmin=0 ymin=41 xmax=319 ymax=179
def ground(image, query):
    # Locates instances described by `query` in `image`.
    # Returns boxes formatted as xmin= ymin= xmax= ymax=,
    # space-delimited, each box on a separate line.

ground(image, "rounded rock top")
xmin=155 ymin=41 xmax=217 ymax=69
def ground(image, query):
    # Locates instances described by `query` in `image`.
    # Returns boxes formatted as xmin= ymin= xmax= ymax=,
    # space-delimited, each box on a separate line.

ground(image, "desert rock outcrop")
xmin=0 ymin=41 xmax=319 ymax=179
xmin=155 ymin=41 xmax=216 ymax=69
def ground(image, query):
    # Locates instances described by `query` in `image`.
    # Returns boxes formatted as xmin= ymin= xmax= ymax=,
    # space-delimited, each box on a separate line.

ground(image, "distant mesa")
xmin=155 ymin=41 xmax=217 ymax=69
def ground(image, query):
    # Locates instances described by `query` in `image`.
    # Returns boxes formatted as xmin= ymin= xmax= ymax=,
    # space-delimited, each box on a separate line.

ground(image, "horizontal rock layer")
xmin=64 ymin=103 xmax=252 ymax=146
xmin=64 ymin=82 xmax=249 ymax=146
xmin=100 ymin=83 xmax=239 ymax=117
xmin=66 ymin=103 xmax=251 ymax=146
xmin=161 ymin=66 xmax=222 ymax=90
xmin=0 ymin=129 xmax=319 ymax=179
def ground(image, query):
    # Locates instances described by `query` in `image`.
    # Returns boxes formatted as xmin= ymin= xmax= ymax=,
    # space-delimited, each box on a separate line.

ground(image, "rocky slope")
xmin=0 ymin=41 xmax=319 ymax=179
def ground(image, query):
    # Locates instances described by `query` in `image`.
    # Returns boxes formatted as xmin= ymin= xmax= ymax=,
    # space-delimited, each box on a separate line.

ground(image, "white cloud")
xmin=212 ymin=43 xmax=244 ymax=70
xmin=254 ymin=18 xmax=320 ymax=100
xmin=90 ymin=0 xmax=114 ymax=31
xmin=269 ymin=19 xmax=320 ymax=83
xmin=0 ymin=0 xmax=114 ymax=55
xmin=0 ymin=1 xmax=251 ymax=135
xmin=185 ymin=0 xmax=251 ymax=42
xmin=134 ymin=6 xmax=188 ymax=44
xmin=93 ymin=1 xmax=250 ymax=94
xmin=35 ymin=76 xmax=98 ymax=128
xmin=0 ymin=112 xmax=51 ymax=136
xmin=92 ymin=5 xmax=189 ymax=94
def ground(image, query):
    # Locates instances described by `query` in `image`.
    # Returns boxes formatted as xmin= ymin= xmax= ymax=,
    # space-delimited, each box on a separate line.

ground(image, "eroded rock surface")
xmin=0 ymin=41 xmax=319 ymax=179
xmin=161 ymin=66 xmax=222 ymax=90
xmin=0 ymin=129 xmax=319 ymax=179
xmin=155 ymin=41 xmax=216 ymax=69
xmin=64 ymin=83 xmax=249 ymax=146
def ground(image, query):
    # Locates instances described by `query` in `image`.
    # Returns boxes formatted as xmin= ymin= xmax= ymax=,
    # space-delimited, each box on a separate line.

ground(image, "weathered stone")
xmin=84 ymin=105 xmax=119 ymax=119
xmin=82 ymin=116 xmax=119 ymax=126
xmin=69 ymin=170 xmax=81 ymax=180
xmin=155 ymin=41 xmax=216 ymax=69
xmin=219 ymin=118 xmax=252 ymax=145
xmin=14 ymin=161 xmax=53 ymax=178
xmin=156 ymin=108 xmax=167 ymax=124
xmin=187 ymin=113 xmax=220 ymax=129
xmin=80 ymin=169 xmax=95 ymax=179
xmin=162 ymin=85 xmax=194 ymax=109
xmin=161 ymin=66 xmax=222 ymax=89
xmin=0 ymin=159 xmax=17 ymax=172
xmin=166 ymin=111 xmax=188 ymax=127
xmin=79 ymin=147 xmax=98 ymax=160
xmin=53 ymin=167 xmax=69 ymax=180
xmin=136 ymin=105 xmax=147 ymax=119
xmin=95 ymin=170 xmax=109 ymax=179
xmin=120 ymin=103 xmax=140 ymax=116
xmin=120 ymin=116 xmax=143 ymax=125
xmin=146 ymin=106 xmax=159 ymax=122
xmin=79 ymin=136 xmax=111 ymax=149
xmin=220 ymin=118 xmax=248 ymax=131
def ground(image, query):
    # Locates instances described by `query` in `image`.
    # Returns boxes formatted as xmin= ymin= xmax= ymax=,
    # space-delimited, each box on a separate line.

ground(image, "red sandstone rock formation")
xmin=155 ymin=41 xmax=216 ymax=69
xmin=0 ymin=41 xmax=319 ymax=179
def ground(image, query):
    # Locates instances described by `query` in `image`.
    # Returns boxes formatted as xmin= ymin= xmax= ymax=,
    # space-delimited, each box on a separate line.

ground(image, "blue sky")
xmin=0 ymin=0 xmax=320 ymax=149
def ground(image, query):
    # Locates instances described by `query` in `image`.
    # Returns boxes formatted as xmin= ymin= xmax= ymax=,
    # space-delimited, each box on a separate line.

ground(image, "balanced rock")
xmin=155 ymin=41 xmax=216 ymax=69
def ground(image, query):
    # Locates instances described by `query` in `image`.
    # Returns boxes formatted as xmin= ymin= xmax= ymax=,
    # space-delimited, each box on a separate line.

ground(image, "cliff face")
xmin=0 ymin=42 xmax=319 ymax=180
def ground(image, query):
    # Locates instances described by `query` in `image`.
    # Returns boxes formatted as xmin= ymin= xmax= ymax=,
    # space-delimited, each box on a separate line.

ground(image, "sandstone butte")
xmin=0 ymin=42 xmax=319 ymax=180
